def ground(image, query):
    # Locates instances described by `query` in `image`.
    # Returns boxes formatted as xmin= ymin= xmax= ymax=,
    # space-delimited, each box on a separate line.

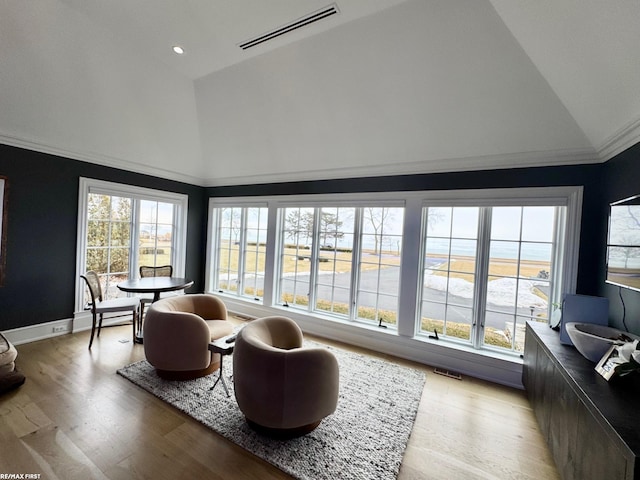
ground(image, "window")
xmin=138 ymin=200 xmax=176 ymax=269
xmin=421 ymin=206 xmax=478 ymax=342
xmin=280 ymin=207 xmax=315 ymax=309
xmin=277 ymin=204 xmax=404 ymax=328
xmin=86 ymin=193 xmax=133 ymax=300
xmin=315 ymin=207 xmax=355 ymax=317
xmin=210 ymin=205 xmax=268 ymax=300
xmin=484 ymin=206 xmax=557 ymax=352
xmin=356 ymin=207 xmax=404 ymax=326
xmin=76 ymin=178 xmax=188 ymax=310
xmin=419 ymin=203 xmax=565 ymax=354
xmin=206 ymin=187 xmax=581 ymax=366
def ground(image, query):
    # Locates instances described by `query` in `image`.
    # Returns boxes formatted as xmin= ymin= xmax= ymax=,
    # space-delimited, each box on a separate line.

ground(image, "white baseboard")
xmin=2 ymin=318 xmax=74 ymax=346
xmin=2 ymin=312 xmax=136 ymax=346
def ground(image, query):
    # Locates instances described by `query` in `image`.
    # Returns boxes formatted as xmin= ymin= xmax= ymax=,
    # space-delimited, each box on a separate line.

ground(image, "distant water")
xmin=244 ymin=234 xmax=553 ymax=262
xmin=322 ymin=237 xmax=552 ymax=261
xmin=425 ymin=238 xmax=552 ymax=262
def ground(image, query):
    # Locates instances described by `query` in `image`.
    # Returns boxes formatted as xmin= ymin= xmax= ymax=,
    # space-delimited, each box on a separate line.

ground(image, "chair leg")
xmin=97 ymin=313 xmax=103 ymax=338
xmin=88 ymin=313 xmax=97 ymax=349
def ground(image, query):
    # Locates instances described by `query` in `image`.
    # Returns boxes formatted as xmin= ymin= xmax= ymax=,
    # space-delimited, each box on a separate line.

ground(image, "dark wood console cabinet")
xmin=523 ymin=322 xmax=640 ymax=480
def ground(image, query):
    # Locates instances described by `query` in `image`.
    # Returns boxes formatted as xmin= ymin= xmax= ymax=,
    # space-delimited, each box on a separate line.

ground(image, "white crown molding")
xmin=0 ymin=133 xmax=206 ymax=186
xmin=1 ymin=131 xmax=610 ymax=189
xmin=597 ymin=115 xmax=640 ymax=161
xmin=203 ymin=147 xmax=601 ymax=187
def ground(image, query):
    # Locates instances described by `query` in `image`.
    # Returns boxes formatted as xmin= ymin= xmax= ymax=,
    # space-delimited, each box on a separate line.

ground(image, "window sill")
xmin=215 ymin=294 xmax=525 ymax=388
xmin=414 ymin=332 xmax=523 ymax=364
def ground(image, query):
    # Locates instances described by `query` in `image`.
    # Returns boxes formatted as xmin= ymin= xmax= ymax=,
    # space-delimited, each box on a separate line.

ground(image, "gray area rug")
xmin=117 ymin=342 xmax=426 ymax=480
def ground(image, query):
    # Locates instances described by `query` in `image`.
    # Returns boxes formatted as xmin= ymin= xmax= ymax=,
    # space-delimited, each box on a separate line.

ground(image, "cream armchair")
xmin=143 ymin=294 xmax=233 ymax=380
xmin=233 ymin=316 xmax=339 ymax=437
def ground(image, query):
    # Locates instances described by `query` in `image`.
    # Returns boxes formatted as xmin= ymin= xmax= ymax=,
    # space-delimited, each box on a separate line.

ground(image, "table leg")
xmin=210 ymin=354 xmax=231 ymax=397
xmin=134 ymin=307 xmax=144 ymax=344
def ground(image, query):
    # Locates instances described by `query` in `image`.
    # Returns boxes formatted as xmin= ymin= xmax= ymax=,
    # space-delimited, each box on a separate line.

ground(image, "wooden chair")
xmin=80 ymin=271 xmax=140 ymax=349
xmin=139 ymin=265 xmax=173 ymax=278
xmin=139 ymin=265 xmax=173 ymax=319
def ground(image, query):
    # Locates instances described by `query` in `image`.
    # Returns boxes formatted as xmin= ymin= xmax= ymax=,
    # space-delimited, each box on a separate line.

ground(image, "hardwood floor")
xmin=1 ymin=320 xmax=559 ymax=479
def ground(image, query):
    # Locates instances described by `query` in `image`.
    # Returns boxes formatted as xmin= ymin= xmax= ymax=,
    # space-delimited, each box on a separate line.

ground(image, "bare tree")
xmin=626 ymin=205 xmax=640 ymax=229
xmin=610 ymin=205 xmax=640 ymax=268
xmin=364 ymin=207 xmax=392 ymax=255
xmin=426 ymin=209 xmax=445 ymax=229
xmin=221 ymin=207 xmax=242 ymax=243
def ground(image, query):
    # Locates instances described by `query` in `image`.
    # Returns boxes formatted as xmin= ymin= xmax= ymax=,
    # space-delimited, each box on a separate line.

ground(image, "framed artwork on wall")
xmin=0 ymin=176 xmax=7 ymax=286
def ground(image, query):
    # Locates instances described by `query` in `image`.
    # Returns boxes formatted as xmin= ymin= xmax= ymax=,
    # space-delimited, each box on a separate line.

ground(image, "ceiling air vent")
xmin=238 ymin=3 xmax=340 ymax=50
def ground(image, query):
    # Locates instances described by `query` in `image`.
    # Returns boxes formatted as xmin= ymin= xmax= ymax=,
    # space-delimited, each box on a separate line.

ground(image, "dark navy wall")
xmin=0 ymin=144 xmax=207 ymax=331
xmin=4 ymin=139 xmax=637 ymax=335
xmin=600 ymin=142 xmax=640 ymax=334
xmin=207 ymin=162 xmax=607 ymax=298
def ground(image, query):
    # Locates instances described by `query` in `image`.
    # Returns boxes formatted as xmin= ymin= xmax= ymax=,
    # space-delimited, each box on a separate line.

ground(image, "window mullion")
xmin=152 ymin=203 xmax=159 ymax=267
xmin=106 ymin=203 xmax=113 ymax=280
xmin=237 ymin=208 xmax=248 ymax=297
xmin=210 ymin=208 xmax=221 ymax=291
xmin=130 ymin=199 xmax=140 ymax=278
xmin=549 ymin=206 xmax=565 ymax=317
xmin=263 ymin=206 xmax=279 ymax=307
xmin=170 ymin=204 xmax=177 ymax=268
xmin=473 ymin=207 xmax=492 ymax=348
xmin=308 ymin=208 xmax=321 ymax=312
xmin=350 ymin=208 xmax=364 ymax=321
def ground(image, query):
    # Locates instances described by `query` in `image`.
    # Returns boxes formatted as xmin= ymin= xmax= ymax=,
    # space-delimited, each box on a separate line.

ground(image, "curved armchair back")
xmin=239 ymin=315 xmax=303 ymax=351
xmin=233 ymin=316 xmax=339 ymax=435
xmin=143 ymin=294 xmax=231 ymax=380
xmin=150 ymin=294 xmax=228 ymax=320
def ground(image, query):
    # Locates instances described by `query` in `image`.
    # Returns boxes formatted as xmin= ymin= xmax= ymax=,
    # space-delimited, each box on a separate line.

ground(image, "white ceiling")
xmin=1 ymin=0 xmax=639 ymax=186
xmin=56 ymin=0 xmax=410 ymax=80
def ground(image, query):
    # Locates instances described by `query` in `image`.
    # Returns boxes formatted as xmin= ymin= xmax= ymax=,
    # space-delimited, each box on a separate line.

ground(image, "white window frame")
xmin=205 ymin=187 xmax=582 ymax=377
xmin=274 ymin=204 xmax=406 ymax=326
xmin=417 ymin=202 xmax=573 ymax=353
xmin=206 ymin=201 xmax=269 ymax=301
xmin=75 ymin=178 xmax=188 ymax=313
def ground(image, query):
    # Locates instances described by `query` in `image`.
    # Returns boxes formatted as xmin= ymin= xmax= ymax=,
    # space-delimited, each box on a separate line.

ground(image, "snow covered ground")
xmin=423 ymin=273 xmax=548 ymax=309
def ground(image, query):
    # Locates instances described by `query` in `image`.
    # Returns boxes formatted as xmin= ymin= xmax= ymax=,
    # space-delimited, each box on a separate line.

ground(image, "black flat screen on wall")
xmin=606 ymin=194 xmax=640 ymax=292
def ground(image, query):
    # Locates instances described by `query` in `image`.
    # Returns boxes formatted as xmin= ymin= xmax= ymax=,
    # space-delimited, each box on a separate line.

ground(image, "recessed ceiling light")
xmin=172 ymin=45 xmax=185 ymax=55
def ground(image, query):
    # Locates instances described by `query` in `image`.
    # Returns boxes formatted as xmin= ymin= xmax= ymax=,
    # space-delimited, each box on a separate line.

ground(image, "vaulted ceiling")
xmin=1 ymin=0 xmax=639 ymax=186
